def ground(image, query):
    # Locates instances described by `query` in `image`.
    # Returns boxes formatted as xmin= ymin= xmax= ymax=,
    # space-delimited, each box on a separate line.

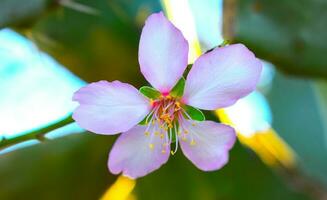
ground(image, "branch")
xmin=0 ymin=114 xmax=74 ymax=150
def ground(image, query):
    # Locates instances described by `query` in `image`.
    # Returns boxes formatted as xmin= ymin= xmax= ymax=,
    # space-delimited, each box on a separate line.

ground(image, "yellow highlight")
xmin=216 ymin=109 xmax=296 ymax=168
xmin=100 ymin=176 xmax=136 ymax=200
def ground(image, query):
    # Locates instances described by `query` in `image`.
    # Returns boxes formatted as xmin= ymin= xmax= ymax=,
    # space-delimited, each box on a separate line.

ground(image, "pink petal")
xmin=108 ymin=125 xmax=170 ymax=179
xmin=73 ymin=81 xmax=151 ymax=135
xmin=182 ymin=44 xmax=262 ymax=110
xmin=179 ymin=120 xmax=236 ymax=171
xmin=138 ymin=12 xmax=189 ymax=94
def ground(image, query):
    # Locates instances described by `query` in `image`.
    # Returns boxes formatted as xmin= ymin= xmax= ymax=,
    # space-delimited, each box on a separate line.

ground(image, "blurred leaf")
xmin=140 ymin=86 xmax=161 ymax=99
xmin=224 ymin=0 xmax=327 ymax=78
xmin=170 ymin=77 xmax=185 ymax=98
xmin=267 ymin=72 xmax=327 ymax=188
xmin=0 ymin=133 xmax=116 ymax=200
xmin=24 ymin=0 xmax=162 ymax=86
xmin=0 ymin=0 xmax=57 ymax=28
xmin=135 ymin=142 xmax=312 ymax=200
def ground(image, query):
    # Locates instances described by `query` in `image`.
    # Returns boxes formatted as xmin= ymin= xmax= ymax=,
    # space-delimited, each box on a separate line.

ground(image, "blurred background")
xmin=0 ymin=0 xmax=327 ymax=199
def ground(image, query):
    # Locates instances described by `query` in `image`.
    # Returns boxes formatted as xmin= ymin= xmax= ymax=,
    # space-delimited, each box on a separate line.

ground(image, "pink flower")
xmin=72 ymin=12 xmax=262 ymax=179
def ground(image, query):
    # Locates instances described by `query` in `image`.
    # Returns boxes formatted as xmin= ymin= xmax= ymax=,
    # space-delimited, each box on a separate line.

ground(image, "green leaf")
xmin=182 ymin=104 xmax=205 ymax=121
xmin=139 ymin=86 xmax=161 ymax=99
xmin=267 ymin=71 xmax=327 ymax=187
xmin=224 ymin=0 xmax=327 ymax=78
xmin=0 ymin=133 xmax=116 ymax=200
xmin=136 ymin=142 xmax=312 ymax=200
xmin=170 ymin=77 xmax=185 ymax=98
xmin=26 ymin=0 xmax=162 ymax=85
xmin=0 ymin=0 xmax=57 ymax=28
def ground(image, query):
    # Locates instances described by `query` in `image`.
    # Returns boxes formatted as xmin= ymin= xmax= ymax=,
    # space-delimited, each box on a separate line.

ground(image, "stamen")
xmin=145 ymin=105 xmax=159 ymax=124
xmin=144 ymin=96 xmax=196 ymax=155
xmin=171 ymin=125 xmax=179 ymax=155
xmin=163 ymin=101 xmax=174 ymax=111
xmin=168 ymin=128 xmax=172 ymax=144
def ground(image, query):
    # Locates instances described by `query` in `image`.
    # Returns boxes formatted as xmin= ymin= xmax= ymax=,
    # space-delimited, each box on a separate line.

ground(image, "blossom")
xmin=72 ymin=12 xmax=262 ymax=179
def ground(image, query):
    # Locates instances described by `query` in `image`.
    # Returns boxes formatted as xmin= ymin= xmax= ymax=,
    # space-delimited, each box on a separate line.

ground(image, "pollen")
xmin=161 ymin=149 xmax=166 ymax=154
xmin=190 ymin=139 xmax=196 ymax=146
xmin=174 ymin=102 xmax=181 ymax=111
xmin=149 ymin=143 xmax=154 ymax=149
xmin=144 ymin=131 xmax=150 ymax=136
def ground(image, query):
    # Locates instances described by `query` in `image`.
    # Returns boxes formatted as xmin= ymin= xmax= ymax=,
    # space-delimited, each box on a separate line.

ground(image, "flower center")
xmin=144 ymin=95 xmax=196 ymax=155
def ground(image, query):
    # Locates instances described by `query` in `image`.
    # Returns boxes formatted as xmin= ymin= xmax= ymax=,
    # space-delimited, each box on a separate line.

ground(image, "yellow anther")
xmin=181 ymin=136 xmax=187 ymax=141
xmin=192 ymin=123 xmax=196 ymax=126
xmin=166 ymin=95 xmax=172 ymax=99
xmin=149 ymin=143 xmax=154 ymax=149
xmin=190 ymin=139 xmax=196 ymax=146
xmin=144 ymin=131 xmax=150 ymax=136
xmin=154 ymin=131 xmax=159 ymax=136
xmin=184 ymin=130 xmax=189 ymax=134
xmin=160 ymin=134 xmax=164 ymax=139
xmin=160 ymin=113 xmax=170 ymax=120
xmin=161 ymin=149 xmax=166 ymax=154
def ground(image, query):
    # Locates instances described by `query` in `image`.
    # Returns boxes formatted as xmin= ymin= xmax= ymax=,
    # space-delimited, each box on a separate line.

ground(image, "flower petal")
xmin=73 ymin=81 xmax=151 ymax=135
xmin=183 ymin=44 xmax=262 ymax=110
xmin=138 ymin=12 xmax=189 ymax=94
xmin=108 ymin=125 xmax=170 ymax=179
xmin=179 ymin=120 xmax=236 ymax=171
